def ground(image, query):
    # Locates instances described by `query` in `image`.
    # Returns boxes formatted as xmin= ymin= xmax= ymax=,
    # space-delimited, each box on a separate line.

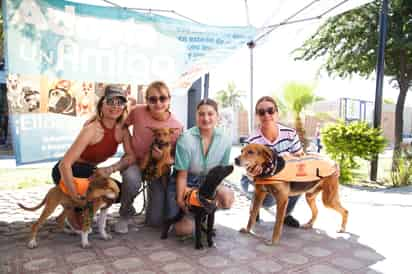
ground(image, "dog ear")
xmin=261 ymin=146 xmax=273 ymax=162
xmin=168 ymin=128 xmax=180 ymax=134
xmin=146 ymin=127 xmax=157 ymax=133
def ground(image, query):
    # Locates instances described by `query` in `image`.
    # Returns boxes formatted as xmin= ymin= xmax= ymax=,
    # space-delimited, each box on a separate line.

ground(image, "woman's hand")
xmin=94 ymin=167 xmax=113 ymax=178
xmin=247 ymin=164 xmax=263 ymax=177
xmin=151 ymin=145 xmax=163 ymax=160
xmin=177 ymin=198 xmax=188 ymax=213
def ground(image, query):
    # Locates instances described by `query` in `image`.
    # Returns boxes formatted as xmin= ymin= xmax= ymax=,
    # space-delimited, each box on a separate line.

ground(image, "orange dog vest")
xmin=184 ymin=189 xmax=202 ymax=207
xmin=59 ymin=177 xmax=91 ymax=196
xmin=255 ymin=153 xmax=336 ymax=185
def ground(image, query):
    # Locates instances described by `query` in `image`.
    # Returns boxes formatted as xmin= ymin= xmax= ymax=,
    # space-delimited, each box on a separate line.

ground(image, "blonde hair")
xmin=145 ymin=80 xmax=171 ymax=112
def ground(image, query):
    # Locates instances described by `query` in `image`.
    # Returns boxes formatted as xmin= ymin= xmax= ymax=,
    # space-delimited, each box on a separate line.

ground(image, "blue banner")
xmin=5 ymin=0 xmax=256 ymax=87
xmin=4 ymin=0 xmax=256 ymax=165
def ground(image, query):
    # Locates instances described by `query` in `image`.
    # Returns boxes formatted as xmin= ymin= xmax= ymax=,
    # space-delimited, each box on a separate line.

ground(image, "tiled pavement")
xmin=0 ymin=180 xmax=411 ymax=274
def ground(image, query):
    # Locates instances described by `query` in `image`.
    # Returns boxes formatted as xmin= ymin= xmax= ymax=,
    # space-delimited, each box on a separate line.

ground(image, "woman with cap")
xmin=114 ymin=80 xmax=183 ymax=234
xmin=51 ymin=85 xmax=135 ymax=229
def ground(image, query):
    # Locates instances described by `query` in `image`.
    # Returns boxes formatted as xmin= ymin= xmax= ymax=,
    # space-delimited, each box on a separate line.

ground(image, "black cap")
xmin=104 ymin=85 xmax=126 ymax=101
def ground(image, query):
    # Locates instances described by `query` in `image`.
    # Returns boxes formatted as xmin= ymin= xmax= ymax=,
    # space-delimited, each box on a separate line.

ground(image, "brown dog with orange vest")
xmin=235 ymin=144 xmax=348 ymax=245
xmin=17 ymin=173 xmax=120 ymax=249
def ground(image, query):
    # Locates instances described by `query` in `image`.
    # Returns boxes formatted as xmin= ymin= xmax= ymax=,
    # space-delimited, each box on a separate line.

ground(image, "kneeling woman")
xmin=51 ymin=85 xmax=135 ymax=229
xmin=174 ymin=98 xmax=234 ymax=235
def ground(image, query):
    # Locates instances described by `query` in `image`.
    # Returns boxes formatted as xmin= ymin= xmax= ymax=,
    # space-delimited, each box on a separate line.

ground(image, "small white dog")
xmin=6 ymin=74 xmax=24 ymax=111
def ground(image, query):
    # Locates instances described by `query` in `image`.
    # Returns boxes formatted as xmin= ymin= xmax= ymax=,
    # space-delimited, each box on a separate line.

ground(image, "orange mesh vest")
xmin=255 ymin=153 xmax=336 ymax=185
xmin=59 ymin=177 xmax=91 ymax=196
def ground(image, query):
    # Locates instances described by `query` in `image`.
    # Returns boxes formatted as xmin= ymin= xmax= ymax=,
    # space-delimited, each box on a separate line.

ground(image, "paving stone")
xmin=148 ymin=250 xmax=179 ymax=263
xmin=103 ymin=246 xmax=132 ymax=257
xmin=279 ymin=252 xmax=309 ymax=265
xmin=72 ymin=264 xmax=106 ymax=274
xmin=112 ymin=257 xmax=144 ymax=270
xmin=162 ymin=262 xmax=195 ymax=274
xmin=250 ymin=260 xmax=283 ymax=273
xmin=305 ymin=264 xmax=343 ymax=274
xmin=23 ymin=258 xmax=57 ymax=271
xmin=65 ymin=251 xmax=97 ymax=264
xmin=303 ymin=246 xmax=332 ymax=257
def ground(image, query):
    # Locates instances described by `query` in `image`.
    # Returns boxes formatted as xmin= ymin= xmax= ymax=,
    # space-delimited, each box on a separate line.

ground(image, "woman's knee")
xmin=174 ymin=217 xmax=193 ymax=236
xmin=217 ymin=186 xmax=235 ymax=209
xmin=121 ymin=165 xmax=142 ymax=194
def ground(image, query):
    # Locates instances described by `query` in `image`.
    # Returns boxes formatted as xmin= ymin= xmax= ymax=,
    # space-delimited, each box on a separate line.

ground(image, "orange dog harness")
xmin=184 ymin=189 xmax=202 ymax=207
xmin=255 ymin=153 xmax=336 ymax=185
xmin=59 ymin=177 xmax=91 ymax=196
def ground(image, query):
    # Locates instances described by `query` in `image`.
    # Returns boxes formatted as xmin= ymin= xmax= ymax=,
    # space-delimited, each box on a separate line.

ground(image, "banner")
xmin=4 ymin=0 xmax=256 ymax=165
xmin=5 ymin=0 xmax=256 ymax=87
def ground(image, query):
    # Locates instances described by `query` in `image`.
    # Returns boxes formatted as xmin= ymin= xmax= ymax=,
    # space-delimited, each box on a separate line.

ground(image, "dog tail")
xmin=17 ymin=196 xmax=47 ymax=211
xmin=321 ymin=175 xmax=340 ymax=207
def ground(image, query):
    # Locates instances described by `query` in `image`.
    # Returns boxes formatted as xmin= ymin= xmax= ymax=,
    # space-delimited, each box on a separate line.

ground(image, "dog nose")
xmin=234 ymin=157 xmax=240 ymax=166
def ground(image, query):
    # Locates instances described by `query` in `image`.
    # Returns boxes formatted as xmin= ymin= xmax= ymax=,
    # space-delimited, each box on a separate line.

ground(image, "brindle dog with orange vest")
xmin=235 ymin=144 xmax=348 ymax=245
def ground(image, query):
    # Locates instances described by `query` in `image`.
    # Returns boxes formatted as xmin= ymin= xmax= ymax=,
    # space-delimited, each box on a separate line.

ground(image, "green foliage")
xmin=214 ymin=82 xmax=246 ymax=110
xmin=321 ymin=121 xmax=387 ymax=183
xmin=282 ymin=81 xmax=322 ymax=151
xmin=390 ymin=145 xmax=412 ymax=186
xmin=282 ymin=82 xmax=321 ymax=118
xmin=294 ymin=0 xmax=412 ymax=168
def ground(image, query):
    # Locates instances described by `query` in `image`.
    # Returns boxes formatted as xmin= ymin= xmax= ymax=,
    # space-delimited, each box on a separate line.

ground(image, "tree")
xmin=214 ymin=82 xmax=246 ymax=110
xmin=282 ymin=81 xmax=322 ymax=151
xmin=294 ymin=0 xmax=412 ymax=167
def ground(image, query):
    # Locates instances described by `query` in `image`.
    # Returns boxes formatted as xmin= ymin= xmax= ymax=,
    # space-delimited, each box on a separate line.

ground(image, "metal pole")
xmin=247 ymin=41 xmax=256 ymax=134
xmin=203 ymin=73 xmax=209 ymax=99
xmin=371 ymin=0 xmax=388 ymax=181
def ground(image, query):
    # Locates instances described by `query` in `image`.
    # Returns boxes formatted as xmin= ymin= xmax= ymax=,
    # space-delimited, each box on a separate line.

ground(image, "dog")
xmin=48 ymin=80 xmax=76 ymax=115
xmin=140 ymin=127 xmax=177 ymax=182
xmin=22 ymin=87 xmax=40 ymax=112
xmin=6 ymin=74 xmax=24 ymax=111
xmin=235 ymin=144 xmax=348 ymax=245
xmin=76 ymin=82 xmax=96 ymax=116
xmin=17 ymin=174 xmax=120 ymax=249
xmin=161 ymin=165 xmax=234 ymax=249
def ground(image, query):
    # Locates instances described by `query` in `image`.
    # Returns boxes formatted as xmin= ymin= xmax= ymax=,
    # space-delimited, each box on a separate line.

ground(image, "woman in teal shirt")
xmin=173 ymin=98 xmax=234 ymax=236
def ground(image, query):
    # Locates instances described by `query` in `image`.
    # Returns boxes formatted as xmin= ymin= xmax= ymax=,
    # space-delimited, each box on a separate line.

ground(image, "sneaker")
xmin=284 ymin=215 xmax=300 ymax=228
xmin=114 ymin=218 xmax=129 ymax=234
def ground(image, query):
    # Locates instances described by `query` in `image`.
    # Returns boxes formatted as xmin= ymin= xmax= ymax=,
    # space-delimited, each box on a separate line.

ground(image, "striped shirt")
xmin=246 ymin=123 xmax=302 ymax=155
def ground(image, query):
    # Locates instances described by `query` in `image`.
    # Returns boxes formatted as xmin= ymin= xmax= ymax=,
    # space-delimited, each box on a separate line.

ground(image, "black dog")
xmin=161 ymin=165 xmax=234 ymax=249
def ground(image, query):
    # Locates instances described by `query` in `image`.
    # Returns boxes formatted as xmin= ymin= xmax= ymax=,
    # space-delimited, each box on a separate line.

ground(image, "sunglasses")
xmin=257 ymin=107 xmax=276 ymax=116
xmin=105 ymin=98 xmax=126 ymax=107
xmin=147 ymin=95 xmax=169 ymax=104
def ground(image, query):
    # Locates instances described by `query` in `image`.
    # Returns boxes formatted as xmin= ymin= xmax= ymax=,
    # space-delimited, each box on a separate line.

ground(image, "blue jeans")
xmin=240 ymin=175 xmax=300 ymax=215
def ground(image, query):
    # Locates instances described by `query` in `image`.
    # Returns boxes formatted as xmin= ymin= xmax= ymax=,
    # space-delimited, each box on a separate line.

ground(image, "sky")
xmin=73 ymin=0 xmax=412 ymax=106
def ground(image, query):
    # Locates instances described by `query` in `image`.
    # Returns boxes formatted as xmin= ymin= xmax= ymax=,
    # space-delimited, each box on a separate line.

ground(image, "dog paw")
xmin=264 ymin=239 xmax=278 ymax=246
xmin=239 ymin=228 xmax=249 ymax=233
xmin=81 ymin=242 xmax=91 ymax=249
xmin=337 ymin=228 xmax=346 ymax=233
xmin=302 ymin=223 xmax=313 ymax=229
xmin=27 ymin=239 xmax=38 ymax=249
xmin=101 ymin=233 xmax=112 ymax=240
xmin=195 ymin=244 xmax=204 ymax=250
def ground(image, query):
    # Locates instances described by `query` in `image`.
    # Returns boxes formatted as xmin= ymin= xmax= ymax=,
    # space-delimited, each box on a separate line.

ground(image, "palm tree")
xmin=283 ymin=81 xmax=322 ymax=151
xmin=214 ymin=82 xmax=246 ymax=110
